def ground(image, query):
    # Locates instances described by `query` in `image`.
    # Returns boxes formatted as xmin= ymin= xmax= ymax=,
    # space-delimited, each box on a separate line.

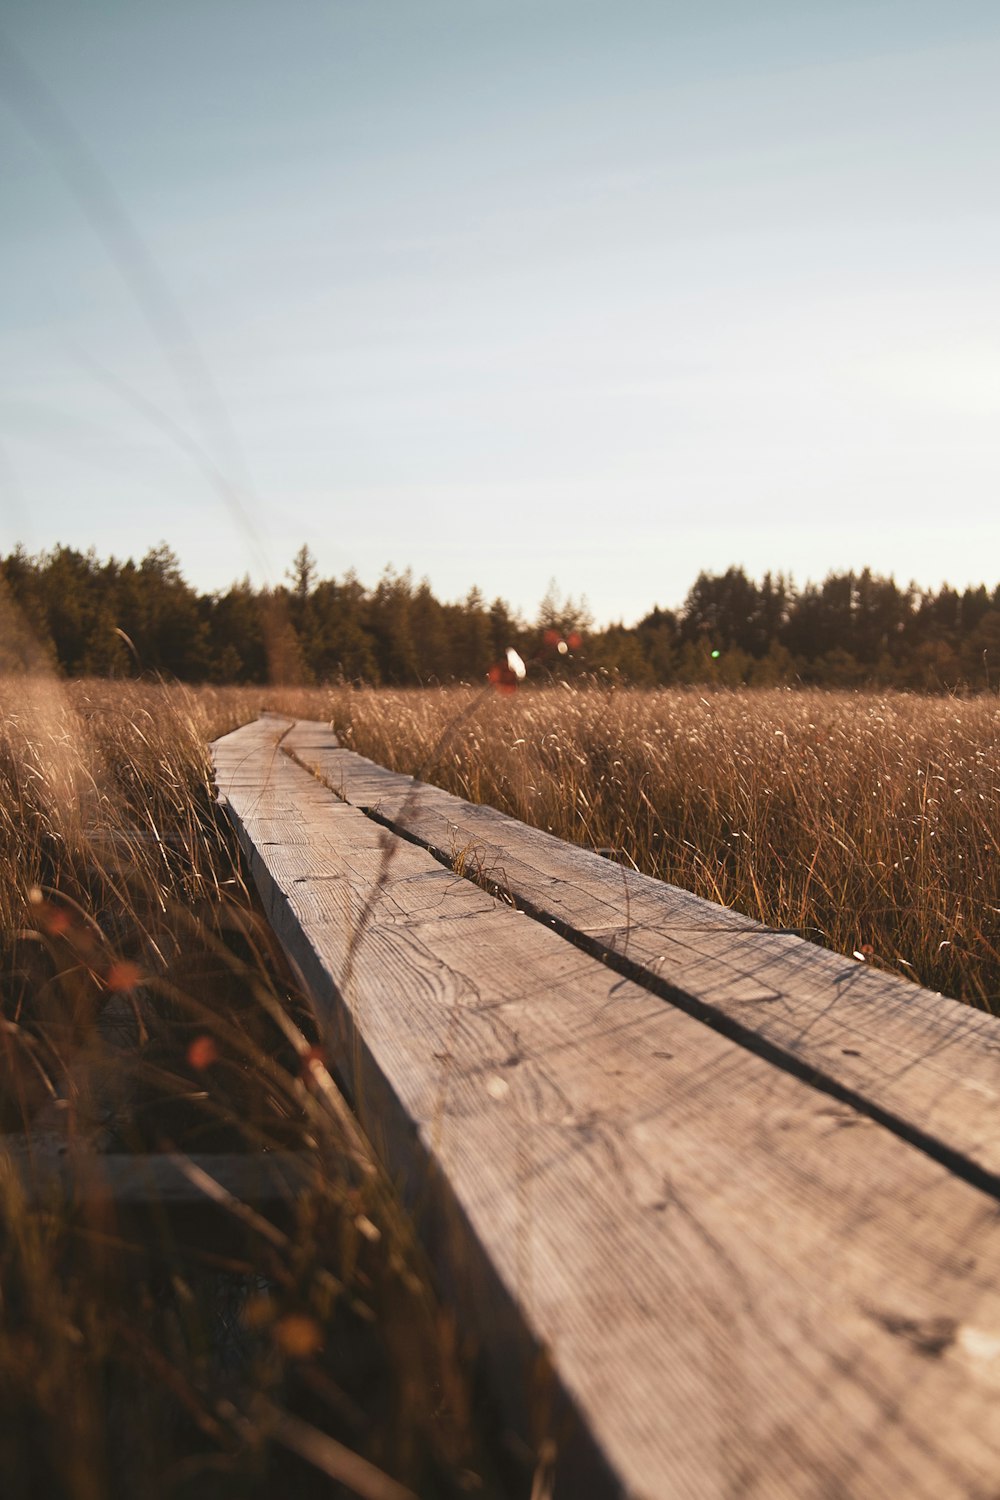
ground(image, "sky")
xmin=1 ymin=0 xmax=998 ymax=626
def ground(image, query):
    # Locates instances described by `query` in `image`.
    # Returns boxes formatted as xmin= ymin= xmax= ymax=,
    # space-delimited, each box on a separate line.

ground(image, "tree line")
xmin=1 ymin=543 xmax=998 ymax=692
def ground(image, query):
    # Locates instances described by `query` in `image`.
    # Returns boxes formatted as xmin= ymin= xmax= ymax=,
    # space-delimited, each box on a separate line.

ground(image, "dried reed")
xmin=328 ymin=683 xmax=1000 ymax=1008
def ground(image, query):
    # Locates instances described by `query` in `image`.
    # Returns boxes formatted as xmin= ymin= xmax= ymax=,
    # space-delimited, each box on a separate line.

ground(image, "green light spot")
xmin=711 ymin=650 xmax=721 ymax=659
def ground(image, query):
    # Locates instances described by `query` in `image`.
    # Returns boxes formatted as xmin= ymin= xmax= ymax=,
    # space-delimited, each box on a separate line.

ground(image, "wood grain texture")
xmin=213 ymin=718 xmax=1000 ymax=1500
xmin=283 ymin=720 xmax=1000 ymax=1191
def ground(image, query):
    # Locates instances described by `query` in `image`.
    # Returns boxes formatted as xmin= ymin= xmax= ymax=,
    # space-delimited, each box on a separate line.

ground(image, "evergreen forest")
xmin=2 ymin=543 xmax=998 ymax=692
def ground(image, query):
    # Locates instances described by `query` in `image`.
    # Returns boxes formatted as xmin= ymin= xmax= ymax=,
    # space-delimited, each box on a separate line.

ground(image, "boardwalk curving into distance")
xmin=213 ymin=715 xmax=1000 ymax=1500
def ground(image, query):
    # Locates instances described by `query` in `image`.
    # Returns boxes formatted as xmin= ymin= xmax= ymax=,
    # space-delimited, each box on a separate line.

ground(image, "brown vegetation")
xmin=328 ymin=684 xmax=1000 ymax=1008
xmin=2 ymin=674 xmax=997 ymax=1496
xmin=0 ymin=677 xmax=494 ymax=1500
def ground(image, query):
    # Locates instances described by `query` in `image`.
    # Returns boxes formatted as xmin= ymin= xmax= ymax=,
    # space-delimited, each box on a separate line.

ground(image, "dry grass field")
xmin=0 ymin=677 xmax=495 ymax=1500
xmin=1 ymin=675 xmax=997 ymax=1497
xmin=327 ymin=683 xmax=1000 ymax=1009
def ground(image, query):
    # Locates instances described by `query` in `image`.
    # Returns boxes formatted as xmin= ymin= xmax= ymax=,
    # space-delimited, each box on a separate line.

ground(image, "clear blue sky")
xmin=1 ymin=0 xmax=997 ymax=624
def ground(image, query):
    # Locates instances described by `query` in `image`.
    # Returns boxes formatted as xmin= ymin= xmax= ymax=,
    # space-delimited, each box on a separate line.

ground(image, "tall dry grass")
xmin=0 ymin=676 xmax=496 ymax=1500
xmin=328 ymin=683 xmax=1000 ymax=1008
xmin=4 ymin=674 xmax=997 ymax=1494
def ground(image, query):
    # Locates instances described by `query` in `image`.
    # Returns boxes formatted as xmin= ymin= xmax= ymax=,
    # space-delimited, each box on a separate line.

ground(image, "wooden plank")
xmin=282 ymin=719 xmax=1000 ymax=1193
xmin=214 ymin=718 xmax=1000 ymax=1500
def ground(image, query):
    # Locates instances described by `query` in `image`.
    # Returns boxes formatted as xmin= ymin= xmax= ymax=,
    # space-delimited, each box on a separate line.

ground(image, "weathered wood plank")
xmin=213 ymin=718 xmax=1000 ymax=1500
xmin=283 ymin=719 xmax=1000 ymax=1191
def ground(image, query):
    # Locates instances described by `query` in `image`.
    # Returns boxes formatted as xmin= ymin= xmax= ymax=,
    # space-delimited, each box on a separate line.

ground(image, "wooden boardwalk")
xmin=213 ymin=715 xmax=1000 ymax=1500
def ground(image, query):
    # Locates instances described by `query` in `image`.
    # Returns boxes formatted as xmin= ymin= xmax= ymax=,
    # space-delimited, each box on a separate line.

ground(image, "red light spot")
xmin=187 ymin=1035 xmax=219 ymax=1070
xmin=487 ymin=662 xmax=518 ymax=696
xmin=274 ymin=1313 xmax=323 ymax=1358
xmin=105 ymin=960 xmax=142 ymax=992
xmin=543 ymin=628 xmax=561 ymax=648
xmin=567 ymin=632 xmax=583 ymax=650
xmin=36 ymin=903 xmax=73 ymax=936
